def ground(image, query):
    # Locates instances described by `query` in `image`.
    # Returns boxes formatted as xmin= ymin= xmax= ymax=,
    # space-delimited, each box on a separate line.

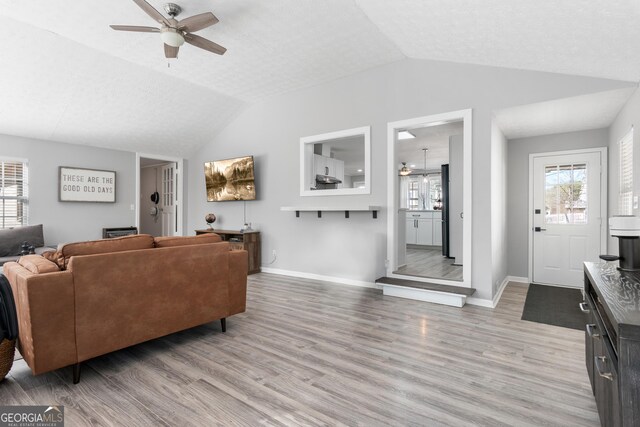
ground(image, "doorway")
xmin=387 ymin=109 xmax=473 ymax=287
xmin=136 ymin=153 xmax=184 ymax=237
xmin=529 ymin=148 xmax=607 ymax=287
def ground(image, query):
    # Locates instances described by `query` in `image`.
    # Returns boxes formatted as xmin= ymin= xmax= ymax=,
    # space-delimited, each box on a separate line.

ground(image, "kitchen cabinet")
xmin=313 ymin=154 xmax=344 ymax=181
xmin=406 ymin=211 xmax=442 ymax=246
xmin=433 ymin=212 xmax=443 ymax=246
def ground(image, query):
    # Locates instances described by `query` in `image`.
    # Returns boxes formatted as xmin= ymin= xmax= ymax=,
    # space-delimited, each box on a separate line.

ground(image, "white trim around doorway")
xmin=386 ymin=109 xmax=473 ymax=288
xmin=135 ymin=153 xmax=184 ymax=236
xmin=527 ymin=147 xmax=608 ymax=284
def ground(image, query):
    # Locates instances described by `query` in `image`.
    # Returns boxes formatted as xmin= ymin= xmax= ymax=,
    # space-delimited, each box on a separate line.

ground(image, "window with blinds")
xmin=0 ymin=159 xmax=28 ymax=228
xmin=619 ymin=128 xmax=634 ymax=215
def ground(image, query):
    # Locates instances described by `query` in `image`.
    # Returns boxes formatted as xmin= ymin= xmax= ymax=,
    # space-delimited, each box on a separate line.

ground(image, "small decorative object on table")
xmin=205 ymin=213 xmax=217 ymax=229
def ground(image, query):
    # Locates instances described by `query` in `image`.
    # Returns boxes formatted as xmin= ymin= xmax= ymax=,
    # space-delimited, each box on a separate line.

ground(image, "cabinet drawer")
xmin=407 ymin=212 xmax=432 ymax=219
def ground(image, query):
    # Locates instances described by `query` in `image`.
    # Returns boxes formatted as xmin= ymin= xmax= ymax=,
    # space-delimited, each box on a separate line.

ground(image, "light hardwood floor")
xmin=396 ymin=247 xmax=464 ymax=281
xmin=1 ymin=274 xmax=598 ymax=426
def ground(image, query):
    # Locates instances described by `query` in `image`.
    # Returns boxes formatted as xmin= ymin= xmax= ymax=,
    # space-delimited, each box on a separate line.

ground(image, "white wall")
xmin=188 ymin=58 xmax=633 ymax=301
xmin=0 ymin=134 xmax=136 ymax=245
xmin=448 ymin=134 xmax=463 ymax=264
xmin=490 ymin=122 xmax=508 ymax=292
xmin=506 ymin=128 xmax=609 ymax=277
xmin=608 ymin=88 xmax=640 ymax=254
xmin=139 ymin=166 xmax=163 ymax=236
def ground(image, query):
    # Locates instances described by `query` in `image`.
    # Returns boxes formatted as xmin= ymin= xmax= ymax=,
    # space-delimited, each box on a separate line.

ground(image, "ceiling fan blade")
xmin=164 ymin=44 xmax=179 ymax=59
xmin=132 ymin=0 xmax=170 ymax=26
xmin=110 ymin=25 xmax=160 ymax=33
xmin=178 ymin=12 xmax=219 ymax=33
xmin=184 ymin=33 xmax=226 ymax=55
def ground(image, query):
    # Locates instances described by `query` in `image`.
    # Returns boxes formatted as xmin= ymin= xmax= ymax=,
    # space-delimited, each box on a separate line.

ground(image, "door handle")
xmin=460 ymin=212 xmax=463 ymax=219
xmin=534 ymin=227 xmax=547 ymax=232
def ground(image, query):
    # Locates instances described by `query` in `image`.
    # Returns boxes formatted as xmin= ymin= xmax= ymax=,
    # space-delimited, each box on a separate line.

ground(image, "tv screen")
xmin=204 ymin=156 xmax=256 ymax=201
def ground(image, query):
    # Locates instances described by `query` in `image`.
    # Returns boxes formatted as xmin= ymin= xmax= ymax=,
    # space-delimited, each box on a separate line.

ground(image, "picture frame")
xmin=59 ymin=166 xmax=116 ymax=203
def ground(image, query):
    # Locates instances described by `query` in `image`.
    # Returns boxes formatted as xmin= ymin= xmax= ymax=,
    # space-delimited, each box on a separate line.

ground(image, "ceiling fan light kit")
xmin=110 ymin=0 xmax=226 ymax=59
xmin=161 ymin=28 xmax=185 ymax=47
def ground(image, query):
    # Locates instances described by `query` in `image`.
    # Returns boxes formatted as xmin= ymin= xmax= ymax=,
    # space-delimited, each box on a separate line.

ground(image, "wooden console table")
xmin=195 ymin=229 xmax=261 ymax=275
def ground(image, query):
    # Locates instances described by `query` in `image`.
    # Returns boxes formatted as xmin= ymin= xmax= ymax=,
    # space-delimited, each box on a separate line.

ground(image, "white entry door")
xmin=532 ymin=151 xmax=604 ymax=287
xmin=161 ymin=163 xmax=177 ymax=236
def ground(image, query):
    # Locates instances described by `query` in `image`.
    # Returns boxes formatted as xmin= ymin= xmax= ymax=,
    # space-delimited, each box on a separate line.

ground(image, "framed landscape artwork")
xmin=204 ymin=156 xmax=256 ymax=202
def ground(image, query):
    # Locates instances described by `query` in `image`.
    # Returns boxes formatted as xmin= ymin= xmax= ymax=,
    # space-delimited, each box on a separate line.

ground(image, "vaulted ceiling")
xmin=1 ymin=0 xmax=639 ymax=156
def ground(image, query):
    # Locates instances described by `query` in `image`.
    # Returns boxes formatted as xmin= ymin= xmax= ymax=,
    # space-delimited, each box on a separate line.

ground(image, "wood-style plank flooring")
xmin=396 ymin=247 xmax=464 ymax=281
xmin=1 ymin=274 xmax=598 ymax=426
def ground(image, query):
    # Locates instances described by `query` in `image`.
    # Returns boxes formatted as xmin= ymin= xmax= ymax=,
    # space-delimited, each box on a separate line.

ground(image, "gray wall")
xmin=188 ymin=58 xmax=632 ymax=302
xmin=608 ymin=88 xmax=640 ymax=254
xmin=491 ymin=122 xmax=508 ymax=293
xmin=506 ymin=128 xmax=609 ymax=278
xmin=0 ymin=134 xmax=136 ymax=245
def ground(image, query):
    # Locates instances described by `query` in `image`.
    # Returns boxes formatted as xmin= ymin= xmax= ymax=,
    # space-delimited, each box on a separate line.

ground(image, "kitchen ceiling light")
xmin=357 ymin=169 xmax=363 ymax=172
xmin=398 ymin=130 xmax=416 ymax=140
xmin=422 ymin=148 xmax=429 ymax=182
xmin=400 ymin=162 xmax=412 ymax=176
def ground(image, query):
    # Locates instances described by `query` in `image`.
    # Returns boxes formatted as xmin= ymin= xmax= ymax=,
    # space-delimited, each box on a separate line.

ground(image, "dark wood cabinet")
xmin=196 ymin=229 xmax=261 ymax=275
xmin=584 ymin=263 xmax=640 ymax=427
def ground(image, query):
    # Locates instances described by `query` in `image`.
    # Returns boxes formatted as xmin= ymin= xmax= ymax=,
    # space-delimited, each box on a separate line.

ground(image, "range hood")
xmin=316 ymin=174 xmax=342 ymax=184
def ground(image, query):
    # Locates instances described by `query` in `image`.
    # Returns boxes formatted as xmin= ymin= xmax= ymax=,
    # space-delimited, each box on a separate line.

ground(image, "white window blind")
xmin=619 ymin=128 xmax=634 ymax=215
xmin=0 ymin=159 xmax=28 ymax=228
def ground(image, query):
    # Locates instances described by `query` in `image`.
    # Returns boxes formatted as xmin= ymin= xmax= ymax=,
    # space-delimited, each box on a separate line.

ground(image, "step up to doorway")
xmin=375 ymin=277 xmax=476 ymax=308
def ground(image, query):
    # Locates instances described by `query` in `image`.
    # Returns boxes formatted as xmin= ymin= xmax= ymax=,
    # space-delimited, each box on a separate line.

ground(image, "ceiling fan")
xmin=110 ymin=0 xmax=226 ymax=59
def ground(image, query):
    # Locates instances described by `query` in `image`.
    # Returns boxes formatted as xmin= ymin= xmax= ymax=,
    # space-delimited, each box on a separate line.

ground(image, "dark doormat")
xmin=521 ymin=284 xmax=586 ymax=331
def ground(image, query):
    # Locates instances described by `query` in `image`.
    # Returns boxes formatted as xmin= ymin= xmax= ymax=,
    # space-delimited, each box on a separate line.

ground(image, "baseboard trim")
xmin=466 ymin=275 xmax=511 ymax=308
xmin=260 ymin=267 xmax=380 ymax=290
xmin=507 ymin=276 xmax=529 ymax=283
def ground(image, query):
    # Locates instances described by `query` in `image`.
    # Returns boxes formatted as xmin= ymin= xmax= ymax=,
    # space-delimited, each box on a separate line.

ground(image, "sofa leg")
xmin=73 ymin=363 xmax=81 ymax=384
xmin=221 ymin=318 xmax=226 ymax=333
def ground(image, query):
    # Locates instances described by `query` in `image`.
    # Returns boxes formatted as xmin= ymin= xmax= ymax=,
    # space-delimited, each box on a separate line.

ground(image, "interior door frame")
xmin=135 ymin=153 xmax=184 ymax=236
xmin=527 ymin=147 xmax=607 ymax=284
xmin=386 ymin=108 xmax=473 ymax=288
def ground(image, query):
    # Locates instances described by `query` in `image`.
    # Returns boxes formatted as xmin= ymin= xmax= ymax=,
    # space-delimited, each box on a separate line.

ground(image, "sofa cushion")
xmin=18 ymin=255 xmax=60 ymax=274
xmin=154 ymin=233 xmax=222 ymax=248
xmin=0 ymin=224 xmax=44 ymax=257
xmin=57 ymin=234 xmax=155 ymax=269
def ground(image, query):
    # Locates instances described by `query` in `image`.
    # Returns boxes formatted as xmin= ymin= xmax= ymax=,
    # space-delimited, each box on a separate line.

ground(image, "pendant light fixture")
xmin=400 ymin=162 xmax=412 ymax=176
xmin=422 ymin=148 xmax=429 ymax=183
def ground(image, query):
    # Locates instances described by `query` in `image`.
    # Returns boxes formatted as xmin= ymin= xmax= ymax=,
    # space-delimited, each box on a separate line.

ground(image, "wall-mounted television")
xmin=204 ymin=156 xmax=256 ymax=201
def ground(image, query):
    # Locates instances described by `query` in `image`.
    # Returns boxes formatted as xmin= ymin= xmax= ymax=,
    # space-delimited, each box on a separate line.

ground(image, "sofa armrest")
xmin=228 ymin=250 xmax=248 ymax=316
xmin=2 ymin=262 xmax=76 ymax=375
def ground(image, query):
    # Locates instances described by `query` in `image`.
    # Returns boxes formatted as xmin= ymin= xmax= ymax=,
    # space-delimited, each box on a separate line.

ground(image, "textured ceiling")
xmin=355 ymin=0 xmax=640 ymax=82
xmin=0 ymin=1 xmax=639 ymax=156
xmin=494 ymin=88 xmax=635 ymax=139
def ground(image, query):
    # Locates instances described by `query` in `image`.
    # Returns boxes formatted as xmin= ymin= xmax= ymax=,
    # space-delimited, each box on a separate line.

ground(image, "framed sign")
xmin=59 ymin=166 xmax=116 ymax=203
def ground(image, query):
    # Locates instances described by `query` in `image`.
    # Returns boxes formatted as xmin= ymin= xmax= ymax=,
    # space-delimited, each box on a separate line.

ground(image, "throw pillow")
xmin=0 ymin=225 xmax=45 ymax=257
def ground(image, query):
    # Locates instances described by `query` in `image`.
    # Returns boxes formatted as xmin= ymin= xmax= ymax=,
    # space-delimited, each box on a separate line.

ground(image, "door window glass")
xmin=544 ymin=163 xmax=587 ymax=224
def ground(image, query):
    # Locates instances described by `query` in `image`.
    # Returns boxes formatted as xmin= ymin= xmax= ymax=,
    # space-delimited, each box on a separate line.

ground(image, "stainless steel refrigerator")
xmin=441 ymin=164 xmax=451 ymax=257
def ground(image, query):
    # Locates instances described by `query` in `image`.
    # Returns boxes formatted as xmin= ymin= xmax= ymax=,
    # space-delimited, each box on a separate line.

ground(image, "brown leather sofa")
xmin=3 ymin=233 xmax=247 ymax=383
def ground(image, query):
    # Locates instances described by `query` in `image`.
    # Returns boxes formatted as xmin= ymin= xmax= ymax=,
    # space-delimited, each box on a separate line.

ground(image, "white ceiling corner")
xmin=355 ymin=0 xmax=640 ymax=83
xmin=494 ymin=88 xmax=636 ymax=139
